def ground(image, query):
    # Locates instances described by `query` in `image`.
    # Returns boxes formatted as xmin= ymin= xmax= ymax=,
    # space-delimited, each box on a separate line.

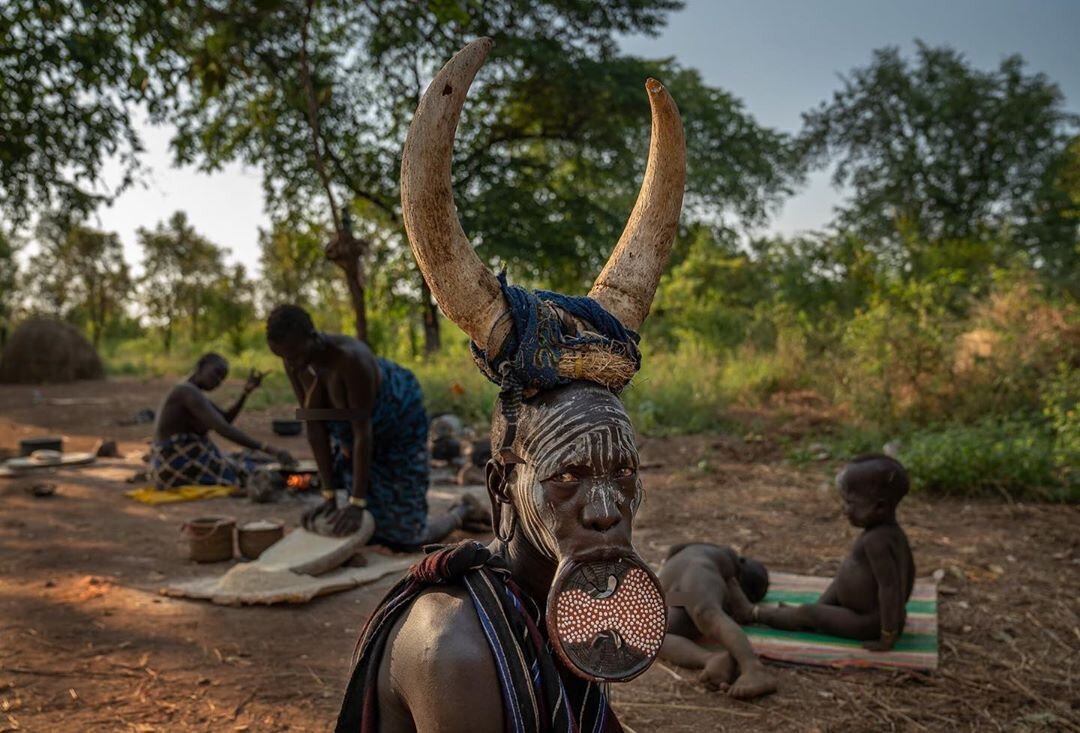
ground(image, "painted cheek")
xmin=515 ymin=478 xmax=561 ymax=559
xmin=622 ymin=476 xmax=643 ymax=513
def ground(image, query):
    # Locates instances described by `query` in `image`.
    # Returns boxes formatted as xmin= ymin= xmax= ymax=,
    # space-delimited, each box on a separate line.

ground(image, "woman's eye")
xmin=614 ymin=467 xmax=634 ymax=478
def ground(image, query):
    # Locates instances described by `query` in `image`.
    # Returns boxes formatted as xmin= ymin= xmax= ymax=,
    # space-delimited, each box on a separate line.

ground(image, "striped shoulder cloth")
xmin=335 ymin=541 xmax=622 ymax=733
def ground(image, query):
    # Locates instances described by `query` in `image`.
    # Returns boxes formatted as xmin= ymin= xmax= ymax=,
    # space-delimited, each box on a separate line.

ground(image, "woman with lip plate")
xmin=335 ymin=37 xmax=686 ymax=733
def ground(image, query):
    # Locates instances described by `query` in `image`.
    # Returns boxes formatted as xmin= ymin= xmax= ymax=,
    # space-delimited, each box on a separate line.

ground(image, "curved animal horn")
xmin=400 ymin=37 xmax=507 ymax=352
xmin=589 ymin=78 xmax=686 ymax=331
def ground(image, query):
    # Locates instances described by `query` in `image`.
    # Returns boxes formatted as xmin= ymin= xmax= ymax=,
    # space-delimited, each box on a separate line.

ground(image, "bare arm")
xmin=724 ymin=577 xmax=755 ymax=624
xmin=181 ymin=386 xmax=265 ymax=452
xmin=220 ymin=391 xmax=250 ymax=423
xmin=864 ymin=535 xmax=903 ymax=651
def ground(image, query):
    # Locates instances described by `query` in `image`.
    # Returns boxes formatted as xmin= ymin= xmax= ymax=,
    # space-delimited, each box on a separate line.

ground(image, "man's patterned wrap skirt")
xmin=327 ymin=358 xmax=429 ymax=547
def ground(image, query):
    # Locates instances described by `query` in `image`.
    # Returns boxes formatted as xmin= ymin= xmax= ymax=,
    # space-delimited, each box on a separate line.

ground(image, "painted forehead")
xmin=517 ymin=397 xmax=637 ymax=473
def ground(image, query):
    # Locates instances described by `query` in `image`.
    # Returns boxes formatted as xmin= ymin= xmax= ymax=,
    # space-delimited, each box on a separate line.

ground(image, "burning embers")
xmin=285 ymin=473 xmax=315 ymax=492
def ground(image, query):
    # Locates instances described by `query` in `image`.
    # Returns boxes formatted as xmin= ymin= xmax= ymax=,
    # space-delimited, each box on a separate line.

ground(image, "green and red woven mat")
xmin=710 ymin=572 xmax=939 ymax=671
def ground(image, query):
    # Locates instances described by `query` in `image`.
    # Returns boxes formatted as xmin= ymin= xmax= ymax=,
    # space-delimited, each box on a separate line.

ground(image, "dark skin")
xmin=757 ymin=462 xmax=915 ymax=650
xmin=660 ymin=544 xmax=777 ymax=699
xmin=268 ymin=329 xmax=378 ymax=537
xmin=154 ymin=357 xmax=293 ymax=465
xmin=373 ymin=383 xmax=641 ymax=732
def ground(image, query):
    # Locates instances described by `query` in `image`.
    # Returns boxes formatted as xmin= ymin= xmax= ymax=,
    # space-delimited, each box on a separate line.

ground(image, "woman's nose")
xmin=581 ymin=500 xmax=622 ymax=533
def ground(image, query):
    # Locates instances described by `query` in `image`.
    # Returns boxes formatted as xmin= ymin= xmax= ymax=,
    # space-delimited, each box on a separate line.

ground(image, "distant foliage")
xmin=4 ymin=25 xmax=1079 ymax=501
xmin=901 ymin=419 xmax=1065 ymax=501
xmin=800 ymin=42 xmax=1080 ymax=286
xmin=257 ymin=217 xmax=337 ymax=313
xmin=138 ymin=212 xmax=230 ymax=352
xmin=0 ymin=1 xmax=171 ymax=222
xmin=24 ymin=215 xmax=132 ymax=347
xmin=1043 ymin=363 xmax=1080 ymax=489
xmin=0 ymin=230 xmax=18 ymax=345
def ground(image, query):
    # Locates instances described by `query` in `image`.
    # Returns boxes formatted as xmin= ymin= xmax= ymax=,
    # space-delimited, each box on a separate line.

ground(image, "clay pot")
xmin=182 ymin=516 xmax=236 ymax=563
xmin=237 ymin=519 xmax=285 ymax=560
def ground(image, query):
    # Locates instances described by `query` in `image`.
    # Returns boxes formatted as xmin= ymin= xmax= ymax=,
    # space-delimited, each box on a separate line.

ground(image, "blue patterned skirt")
xmin=328 ymin=358 xmax=429 ymax=546
xmin=150 ymin=433 xmax=254 ymax=490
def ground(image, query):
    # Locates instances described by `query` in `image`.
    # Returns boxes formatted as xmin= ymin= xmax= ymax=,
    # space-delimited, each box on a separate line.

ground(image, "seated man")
xmin=152 ymin=353 xmax=294 ymax=490
xmin=265 ymin=304 xmax=486 ymax=546
xmin=335 ymin=37 xmax=687 ymax=731
xmin=756 ymin=454 xmax=915 ymax=651
xmin=660 ymin=543 xmax=777 ymax=699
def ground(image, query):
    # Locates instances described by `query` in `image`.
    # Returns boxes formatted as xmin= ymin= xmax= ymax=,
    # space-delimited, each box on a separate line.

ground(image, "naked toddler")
xmin=659 ymin=543 xmax=777 ymax=699
xmin=756 ymin=454 xmax=915 ymax=651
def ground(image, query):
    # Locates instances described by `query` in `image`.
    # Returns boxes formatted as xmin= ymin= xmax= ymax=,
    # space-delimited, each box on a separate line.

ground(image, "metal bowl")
xmin=272 ymin=419 xmax=303 ymax=436
xmin=19 ymin=436 xmax=63 ymax=456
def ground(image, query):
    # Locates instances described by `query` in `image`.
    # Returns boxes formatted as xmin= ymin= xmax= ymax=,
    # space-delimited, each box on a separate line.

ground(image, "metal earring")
xmin=486 ymin=459 xmax=517 ymax=547
xmin=494 ymin=505 xmax=517 ymax=546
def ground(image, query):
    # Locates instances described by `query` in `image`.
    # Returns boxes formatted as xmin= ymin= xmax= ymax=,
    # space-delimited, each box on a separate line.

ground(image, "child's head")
xmin=837 ymin=453 xmax=909 ymax=527
xmin=737 ymin=555 xmax=770 ymax=603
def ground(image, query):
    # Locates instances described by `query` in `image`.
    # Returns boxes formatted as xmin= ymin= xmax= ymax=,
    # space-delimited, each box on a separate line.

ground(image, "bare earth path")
xmin=1 ymin=379 xmax=1077 ymax=732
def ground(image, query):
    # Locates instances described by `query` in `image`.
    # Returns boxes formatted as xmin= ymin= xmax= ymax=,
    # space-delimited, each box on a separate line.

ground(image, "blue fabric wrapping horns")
xmin=470 ymin=274 xmax=642 ymax=463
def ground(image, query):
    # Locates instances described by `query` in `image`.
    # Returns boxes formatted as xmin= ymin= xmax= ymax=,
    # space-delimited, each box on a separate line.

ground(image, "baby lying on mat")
xmin=756 ymin=454 xmax=915 ymax=651
xmin=659 ymin=543 xmax=777 ymax=699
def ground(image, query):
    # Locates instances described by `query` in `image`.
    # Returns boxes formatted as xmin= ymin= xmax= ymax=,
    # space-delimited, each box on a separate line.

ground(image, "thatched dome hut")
xmin=0 ymin=319 xmax=104 ymax=384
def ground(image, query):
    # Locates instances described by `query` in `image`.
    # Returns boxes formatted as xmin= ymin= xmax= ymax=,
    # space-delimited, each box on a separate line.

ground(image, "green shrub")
xmin=901 ymin=418 xmax=1071 ymax=501
xmin=622 ymin=342 xmax=731 ymax=436
xmin=1043 ymin=362 xmax=1080 ymax=487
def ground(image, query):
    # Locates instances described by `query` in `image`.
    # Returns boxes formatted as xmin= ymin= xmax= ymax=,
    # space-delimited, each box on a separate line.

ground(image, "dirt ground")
xmin=1 ymin=378 xmax=1078 ymax=732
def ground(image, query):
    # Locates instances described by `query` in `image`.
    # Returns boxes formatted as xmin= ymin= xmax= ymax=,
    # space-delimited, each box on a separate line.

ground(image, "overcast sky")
xmin=84 ymin=0 xmax=1080 ymax=275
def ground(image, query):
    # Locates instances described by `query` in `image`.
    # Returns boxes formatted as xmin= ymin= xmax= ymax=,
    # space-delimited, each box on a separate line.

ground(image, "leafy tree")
xmin=138 ymin=212 xmax=227 ymax=351
xmin=0 ymin=229 xmax=19 ymax=346
xmin=0 ymin=1 xmax=176 ymax=224
xmin=257 ymin=216 xmax=337 ymax=313
xmin=800 ymin=42 xmax=1079 ymax=285
xmin=208 ymin=264 xmax=257 ymax=354
xmin=1029 ymin=135 xmax=1080 ymax=295
xmin=24 ymin=216 xmax=132 ymax=346
xmin=149 ymin=0 xmax=799 ymax=350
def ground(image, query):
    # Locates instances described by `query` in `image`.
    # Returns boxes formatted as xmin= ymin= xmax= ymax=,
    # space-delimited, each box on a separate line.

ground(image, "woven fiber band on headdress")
xmin=470 ymin=274 xmax=642 ymax=462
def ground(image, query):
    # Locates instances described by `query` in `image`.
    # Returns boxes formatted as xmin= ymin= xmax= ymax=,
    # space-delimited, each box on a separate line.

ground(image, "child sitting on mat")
xmin=659 ymin=543 xmax=778 ymax=699
xmin=756 ymin=454 xmax=915 ymax=651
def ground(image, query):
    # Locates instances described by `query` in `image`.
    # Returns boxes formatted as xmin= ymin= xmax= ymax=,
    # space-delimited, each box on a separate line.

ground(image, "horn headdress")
xmin=401 ymin=37 xmax=686 ymax=381
xmin=399 ymin=39 xmax=686 ymax=685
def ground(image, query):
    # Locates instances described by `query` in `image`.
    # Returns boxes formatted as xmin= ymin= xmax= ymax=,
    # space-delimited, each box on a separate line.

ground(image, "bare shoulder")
xmin=383 ymin=586 xmax=503 ymax=730
xmin=663 ymin=542 xmax=735 ymax=572
xmin=861 ymin=524 xmax=910 ymax=553
xmin=395 ymin=585 xmax=488 ymax=648
xmin=170 ymin=382 xmax=204 ymax=404
xmin=328 ymin=333 xmax=376 ymax=366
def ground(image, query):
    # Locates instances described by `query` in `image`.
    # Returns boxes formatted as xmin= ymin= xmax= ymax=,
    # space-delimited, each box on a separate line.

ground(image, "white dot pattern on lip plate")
xmin=554 ymin=567 xmax=665 ymax=655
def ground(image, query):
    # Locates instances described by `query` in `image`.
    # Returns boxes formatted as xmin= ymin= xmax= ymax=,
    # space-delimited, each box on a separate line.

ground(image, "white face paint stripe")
xmin=508 ymin=395 xmax=641 ymax=560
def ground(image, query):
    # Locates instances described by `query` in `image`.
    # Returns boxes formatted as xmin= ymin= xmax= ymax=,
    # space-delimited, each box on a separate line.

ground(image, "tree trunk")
xmin=345 ymin=275 xmax=367 ymax=342
xmin=420 ymin=279 xmax=441 ymax=355
xmin=191 ymin=294 xmax=200 ymax=344
xmin=325 ymin=233 xmax=367 ymax=342
xmin=92 ymin=288 xmax=105 ymax=348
